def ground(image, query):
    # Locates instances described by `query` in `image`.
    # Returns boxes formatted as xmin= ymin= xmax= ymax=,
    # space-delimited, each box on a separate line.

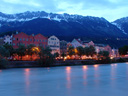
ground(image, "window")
xmin=40 ymin=40 xmax=42 ymax=42
xmin=26 ymin=39 xmax=28 ymax=41
xmin=45 ymin=40 xmax=47 ymax=42
xmin=23 ymin=38 xmax=25 ymax=41
xmin=43 ymin=40 xmax=45 ymax=42
xmin=51 ymin=38 xmax=54 ymax=40
xmin=37 ymin=39 xmax=39 ymax=42
xmin=20 ymin=38 xmax=22 ymax=41
xmin=13 ymin=38 xmax=15 ymax=40
xmin=30 ymin=39 xmax=32 ymax=41
xmin=17 ymin=38 xmax=18 ymax=41
xmin=13 ymin=43 xmax=15 ymax=46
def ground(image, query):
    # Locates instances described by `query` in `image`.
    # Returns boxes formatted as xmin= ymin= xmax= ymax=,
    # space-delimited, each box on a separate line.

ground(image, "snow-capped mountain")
xmin=0 ymin=11 xmax=106 ymax=22
xmin=112 ymin=17 xmax=128 ymax=35
xmin=0 ymin=11 xmax=127 ymax=40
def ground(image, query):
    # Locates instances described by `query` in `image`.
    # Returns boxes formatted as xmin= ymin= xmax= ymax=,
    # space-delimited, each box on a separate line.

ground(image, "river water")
xmin=0 ymin=63 xmax=128 ymax=96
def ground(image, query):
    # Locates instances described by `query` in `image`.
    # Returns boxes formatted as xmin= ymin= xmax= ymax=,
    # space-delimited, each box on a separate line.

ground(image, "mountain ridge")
xmin=0 ymin=11 xmax=128 ymax=47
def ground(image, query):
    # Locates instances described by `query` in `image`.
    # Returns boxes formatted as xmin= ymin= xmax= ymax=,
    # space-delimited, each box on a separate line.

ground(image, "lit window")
xmin=20 ymin=38 xmax=22 ymax=41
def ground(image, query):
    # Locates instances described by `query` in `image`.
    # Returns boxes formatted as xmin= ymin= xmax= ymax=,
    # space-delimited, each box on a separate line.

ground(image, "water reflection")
xmin=83 ymin=65 xmax=88 ymax=70
xmin=111 ymin=64 xmax=117 ymax=88
xmin=94 ymin=65 xmax=100 ymax=85
xmin=66 ymin=67 xmax=71 ymax=89
xmin=83 ymin=66 xmax=88 ymax=85
xmin=24 ymin=68 xmax=30 ymax=95
xmin=94 ymin=65 xmax=99 ymax=69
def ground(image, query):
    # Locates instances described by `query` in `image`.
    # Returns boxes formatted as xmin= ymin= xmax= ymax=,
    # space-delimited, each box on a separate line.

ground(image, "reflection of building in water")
xmin=83 ymin=65 xmax=88 ymax=84
xmin=24 ymin=68 xmax=30 ymax=95
xmin=94 ymin=65 xmax=99 ymax=85
xmin=66 ymin=67 xmax=71 ymax=89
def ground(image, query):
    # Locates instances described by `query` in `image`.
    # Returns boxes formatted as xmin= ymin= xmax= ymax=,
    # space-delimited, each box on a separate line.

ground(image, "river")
xmin=0 ymin=63 xmax=128 ymax=96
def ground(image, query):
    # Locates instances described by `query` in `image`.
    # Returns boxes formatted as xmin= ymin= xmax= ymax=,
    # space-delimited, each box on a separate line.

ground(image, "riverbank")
xmin=0 ymin=57 xmax=128 ymax=69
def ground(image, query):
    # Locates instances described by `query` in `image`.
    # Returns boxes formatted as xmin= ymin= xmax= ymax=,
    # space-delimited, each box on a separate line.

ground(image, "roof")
xmin=95 ymin=44 xmax=108 ymax=47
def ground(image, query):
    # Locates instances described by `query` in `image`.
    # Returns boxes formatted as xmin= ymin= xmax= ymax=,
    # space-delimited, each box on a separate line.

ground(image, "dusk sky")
xmin=0 ymin=0 xmax=128 ymax=21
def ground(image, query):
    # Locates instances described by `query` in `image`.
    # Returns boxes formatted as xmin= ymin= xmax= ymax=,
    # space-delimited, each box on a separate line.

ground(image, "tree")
xmin=119 ymin=45 xmax=128 ymax=56
xmin=16 ymin=44 xmax=26 ymax=60
xmin=84 ymin=46 xmax=96 ymax=57
xmin=54 ymin=52 xmax=59 ymax=58
xmin=44 ymin=47 xmax=52 ymax=57
xmin=3 ymin=43 xmax=14 ymax=57
xmin=26 ymin=44 xmax=36 ymax=60
xmin=61 ymin=52 xmax=66 ymax=59
xmin=98 ymin=51 xmax=109 ymax=60
xmin=67 ymin=46 xmax=75 ymax=57
xmin=38 ymin=47 xmax=55 ymax=66
xmin=76 ymin=46 xmax=84 ymax=58
xmin=0 ymin=46 xmax=10 ymax=58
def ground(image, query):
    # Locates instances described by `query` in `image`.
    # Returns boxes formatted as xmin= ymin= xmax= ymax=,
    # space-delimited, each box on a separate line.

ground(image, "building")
xmin=95 ymin=44 xmax=112 ymax=55
xmin=83 ymin=41 xmax=95 ymax=47
xmin=4 ymin=35 xmax=12 ymax=44
xmin=48 ymin=35 xmax=60 ymax=54
xmin=111 ymin=48 xmax=119 ymax=58
xmin=0 ymin=37 xmax=4 ymax=46
xmin=33 ymin=34 xmax=48 ymax=48
xmin=12 ymin=32 xmax=48 ymax=49
xmin=71 ymin=39 xmax=83 ymax=48
xmin=60 ymin=40 xmax=67 ymax=54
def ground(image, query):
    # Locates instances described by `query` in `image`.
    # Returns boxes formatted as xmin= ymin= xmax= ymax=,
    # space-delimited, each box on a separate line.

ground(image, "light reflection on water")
xmin=83 ymin=66 xmax=88 ymax=85
xmin=0 ymin=63 xmax=128 ymax=96
xmin=24 ymin=68 xmax=30 ymax=95
xmin=66 ymin=67 xmax=71 ymax=89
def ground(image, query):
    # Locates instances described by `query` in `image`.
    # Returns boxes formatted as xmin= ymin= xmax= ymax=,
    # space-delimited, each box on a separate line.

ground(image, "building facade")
xmin=60 ymin=40 xmax=67 ymax=54
xmin=12 ymin=32 xmax=48 ymax=48
xmin=33 ymin=34 xmax=48 ymax=48
xmin=83 ymin=41 xmax=95 ymax=47
xmin=95 ymin=44 xmax=112 ymax=55
xmin=4 ymin=35 xmax=12 ymax=44
xmin=48 ymin=35 xmax=60 ymax=54
xmin=111 ymin=48 xmax=119 ymax=58
xmin=71 ymin=39 xmax=83 ymax=48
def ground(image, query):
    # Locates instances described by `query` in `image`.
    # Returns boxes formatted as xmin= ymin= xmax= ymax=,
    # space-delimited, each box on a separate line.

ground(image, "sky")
xmin=0 ymin=0 xmax=128 ymax=21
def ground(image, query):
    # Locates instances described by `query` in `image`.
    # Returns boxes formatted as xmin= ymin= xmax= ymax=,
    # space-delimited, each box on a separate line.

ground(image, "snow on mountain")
xmin=0 ymin=11 xmax=106 ymax=23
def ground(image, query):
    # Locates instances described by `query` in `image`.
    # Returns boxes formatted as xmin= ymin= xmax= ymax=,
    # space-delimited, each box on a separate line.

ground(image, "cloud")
xmin=0 ymin=0 xmax=128 ymax=21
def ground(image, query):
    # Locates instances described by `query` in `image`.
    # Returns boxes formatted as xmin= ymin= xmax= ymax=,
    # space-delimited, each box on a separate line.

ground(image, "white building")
xmin=4 ymin=35 xmax=12 ymax=44
xmin=71 ymin=39 xmax=83 ymax=48
xmin=48 ymin=35 xmax=60 ymax=54
xmin=111 ymin=48 xmax=119 ymax=58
